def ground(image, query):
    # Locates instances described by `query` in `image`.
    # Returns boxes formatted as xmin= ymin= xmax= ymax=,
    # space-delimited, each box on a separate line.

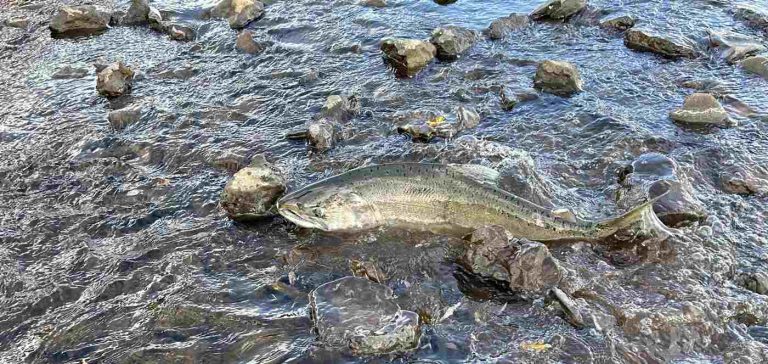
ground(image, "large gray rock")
xmin=49 ymin=5 xmax=111 ymax=35
xmin=207 ymin=0 xmax=264 ymax=29
xmin=462 ymin=225 xmax=563 ymax=297
xmin=96 ymin=62 xmax=134 ymax=98
xmin=220 ymin=155 xmax=286 ymax=220
xmin=122 ymin=0 xmax=150 ymax=25
xmin=742 ymin=56 xmax=768 ymax=79
xmin=533 ymin=60 xmax=583 ymax=96
xmin=708 ymin=30 xmax=766 ymax=63
xmin=669 ymin=93 xmax=731 ymax=126
xmin=429 ymin=26 xmax=477 ymax=60
xmin=624 ymin=28 xmax=697 ymax=59
xmin=485 ymin=14 xmax=530 ymax=40
xmin=617 ymin=153 xmax=706 ymax=227
xmin=380 ymin=38 xmax=437 ymax=78
xmin=310 ymin=277 xmax=421 ymax=355
xmin=736 ymin=271 xmax=768 ymax=295
xmin=530 ymin=0 xmax=587 ymax=21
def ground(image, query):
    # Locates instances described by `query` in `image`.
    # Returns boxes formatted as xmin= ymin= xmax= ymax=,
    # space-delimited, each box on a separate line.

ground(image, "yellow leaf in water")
xmin=427 ymin=115 xmax=446 ymax=127
xmin=520 ymin=342 xmax=552 ymax=352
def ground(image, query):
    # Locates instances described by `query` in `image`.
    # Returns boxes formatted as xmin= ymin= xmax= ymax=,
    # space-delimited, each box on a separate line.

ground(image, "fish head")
xmin=277 ymin=184 xmax=378 ymax=232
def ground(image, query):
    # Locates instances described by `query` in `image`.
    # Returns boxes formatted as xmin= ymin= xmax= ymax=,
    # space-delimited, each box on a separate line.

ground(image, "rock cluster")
xmin=220 ymin=155 xmax=286 ymax=220
xmin=310 ymin=277 xmax=421 ymax=355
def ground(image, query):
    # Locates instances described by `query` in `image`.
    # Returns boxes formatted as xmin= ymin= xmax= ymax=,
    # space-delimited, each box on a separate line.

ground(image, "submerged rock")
xmin=530 ymin=0 xmax=587 ymax=21
xmin=669 ymin=93 xmax=731 ymax=126
xmin=220 ymin=155 xmax=286 ymax=220
xmin=321 ymin=95 xmax=360 ymax=122
xmin=708 ymin=30 xmax=765 ymax=63
xmin=742 ymin=56 xmax=768 ymax=79
xmin=456 ymin=105 xmax=480 ymax=130
xmin=310 ymin=277 xmax=421 ymax=355
xmin=51 ymin=65 xmax=89 ymax=79
xmin=380 ymin=38 xmax=437 ymax=77
xmin=618 ymin=153 xmax=706 ymax=226
xmin=736 ymin=271 xmax=768 ymax=295
xmin=600 ymin=14 xmax=635 ymax=31
xmin=361 ymin=0 xmax=387 ymax=8
xmin=49 ymin=5 xmax=111 ymax=35
xmin=236 ymin=30 xmax=267 ymax=54
xmin=207 ymin=0 xmax=264 ymax=29
xmin=96 ymin=62 xmax=134 ymax=98
xmin=4 ymin=16 xmax=30 ymax=29
xmin=429 ymin=26 xmax=477 ymax=60
xmin=122 ymin=0 xmax=150 ymax=25
xmin=533 ymin=60 xmax=583 ymax=96
xmin=462 ymin=225 xmax=563 ymax=297
xmin=485 ymin=14 xmax=530 ymax=40
xmin=166 ymin=23 xmax=195 ymax=41
xmin=624 ymin=28 xmax=697 ymax=58
xmin=734 ymin=5 xmax=768 ymax=32
xmin=108 ymin=104 xmax=143 ymax=130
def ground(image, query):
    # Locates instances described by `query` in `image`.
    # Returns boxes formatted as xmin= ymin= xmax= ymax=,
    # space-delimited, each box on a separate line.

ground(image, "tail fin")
xmin=598 ymin=193 xmax=677 ymax=240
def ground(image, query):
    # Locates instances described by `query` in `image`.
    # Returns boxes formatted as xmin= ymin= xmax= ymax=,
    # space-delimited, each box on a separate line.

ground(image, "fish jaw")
xmin=276 ymin=200 xmax=330 ymax=231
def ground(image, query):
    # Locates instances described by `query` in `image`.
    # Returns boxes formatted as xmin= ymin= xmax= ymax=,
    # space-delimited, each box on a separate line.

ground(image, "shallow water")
xmin=1 ymin=0 xmax=768 ymax=362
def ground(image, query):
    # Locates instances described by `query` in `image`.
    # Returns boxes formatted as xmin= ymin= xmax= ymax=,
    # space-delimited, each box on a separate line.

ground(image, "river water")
xmin=1 ymin=0 xmax=768 ymax=363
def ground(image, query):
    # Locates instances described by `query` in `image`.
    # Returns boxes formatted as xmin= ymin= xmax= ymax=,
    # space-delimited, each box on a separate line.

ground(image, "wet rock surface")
xmin=742 ymin=56 xmax=768 ymax=79
xmin=310 ymin=277 xmax=421 ymax=355
xmin=624 ymin=28 xmax=697 ymax=58
xmin=380 ymin=38 xmax=437 ymax=77
xmin=96 ymin=62 xmax=134 ymax=97
xmin=533 ymin=60 xmax=583 ymax=96
xmin=430 ymin=26 xmax=477 ymax=60
xmin=530 ymin=0 xmax=587 ymax=21
xmin=462 ymin=226 xmax=563 ymax=298
xmin=617 ymin=153 xmax=707 ymax=227
xmin=49 ymin=5 xmax=111 ymax=35
xmin=485 ymin=14 xmax=530 ymax=40
xmin=220 ymin=155 xmax=286 ymax=220
xmin=708 ymin=30 xmax=766 ymax=64
xmin=236 ymin=30 xmax=267 ymax=54
xmin=207 ymin=0 xmax=265 ymax=29
xmin=669 ymin=93 xmax=731 ymax=126
xmin=599 ymin=14 xmax=635 ymax=31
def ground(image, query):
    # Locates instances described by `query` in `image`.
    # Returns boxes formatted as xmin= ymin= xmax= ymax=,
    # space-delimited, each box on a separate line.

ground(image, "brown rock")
xmin=380 ymin=38 xmax=437 ymax=77
xmin=624 ymin=28 xmax=697 ymax=58
xmin=533 ymin=60 xmax=583 ymax=96
xmin=96 ymin=62 xmax=134 ymax=98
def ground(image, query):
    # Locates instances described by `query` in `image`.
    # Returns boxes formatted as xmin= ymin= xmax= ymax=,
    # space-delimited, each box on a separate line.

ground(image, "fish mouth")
xmin=276 ymin=200 xmax=329 ymax=231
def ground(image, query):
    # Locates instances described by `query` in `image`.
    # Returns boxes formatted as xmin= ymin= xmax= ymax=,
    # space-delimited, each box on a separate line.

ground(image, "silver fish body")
xmin=277 ymin=163 xmax=669 ymax=242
